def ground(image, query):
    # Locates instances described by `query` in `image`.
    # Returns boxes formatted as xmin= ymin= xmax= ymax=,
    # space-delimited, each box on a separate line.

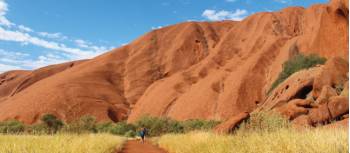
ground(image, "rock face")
xmin=274 ymin=99 xmax=312 ymax=120
xmin=0 ymin=0 xmax=348 ymax=124
xmin=313 ymin=57 xmax=349 ymax=98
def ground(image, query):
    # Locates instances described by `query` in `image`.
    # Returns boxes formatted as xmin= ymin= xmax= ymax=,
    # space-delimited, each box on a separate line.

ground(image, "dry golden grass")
xmin=158 ymin=128 xmax=348 ymax=153
xmin=0 ymin=134 xmax=126 ymax=153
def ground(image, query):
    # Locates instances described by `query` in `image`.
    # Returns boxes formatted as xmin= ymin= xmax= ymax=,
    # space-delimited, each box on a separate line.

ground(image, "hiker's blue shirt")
xmin=140 ymin=131 xmax=145 ymax=137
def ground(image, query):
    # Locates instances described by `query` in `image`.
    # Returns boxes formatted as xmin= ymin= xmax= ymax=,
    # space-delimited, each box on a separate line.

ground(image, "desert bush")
xmin=26 ymin=123 xmax=50 ymax=134
xmin=110 ymin=122 xmax=136 ymax=135
xmin=62 ymin=115 xmax=97 ymax=134
xmin=95 ymin=122 xmax=114 ymax=133
xmin=0 ymin=120 xmax=25 ymax=134
xmin=41 ymin=114 xmax=64 ymax=134
xmin=181 ymin=119 xmax=220 ymax=132
xmin=268 ymin=54 xmax=326 ymax=94
xmin=95 ymin=121 xmax=136 ymax=136
xmin=135 ymin=116 xmax=184 ymax=136
xmin=124 ymin=130 xmax=136 ymax=137
xmin=237 ymin=111 xmax=291 ymax=133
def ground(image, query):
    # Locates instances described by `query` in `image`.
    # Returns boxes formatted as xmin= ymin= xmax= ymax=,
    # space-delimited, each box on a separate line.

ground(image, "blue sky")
xmin=0 ymin=0 xmax=327 ymax=72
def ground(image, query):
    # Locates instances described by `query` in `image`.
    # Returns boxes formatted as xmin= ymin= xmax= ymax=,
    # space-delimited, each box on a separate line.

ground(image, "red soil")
xmin=117 ymin=140 xmax=168 ymax=153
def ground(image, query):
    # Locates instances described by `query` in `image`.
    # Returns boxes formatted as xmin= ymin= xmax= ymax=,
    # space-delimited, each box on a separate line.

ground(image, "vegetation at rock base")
xmin=0 ymin=114 xmax=220 ymax=137
xmin=0 ymin=120 xmax=25 ymax=134
xmin=0 ymin=112 xmax=347 ymax=153
xmin=134 ymin=116 xmax=220 ymax=136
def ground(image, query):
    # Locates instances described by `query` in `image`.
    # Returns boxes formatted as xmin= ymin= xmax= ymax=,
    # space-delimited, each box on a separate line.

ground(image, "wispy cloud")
xmin=273 ymin=0 xmax=290 ymax=4
xmin=38 ymin=32 xmax=67 ymax=40
xmin=0 ymin=63 xmax=21 ymax=73
xmin=0 ymin=0 xmax=13 ymax=27
xmin=202 ymin=9 xmax=248 ymax=21
xmin=18 ymin=25 xmax=33 ymax=32
xmin=225 ymin=0 xmax=238 ymax=2
xmin=0 ymin=48 xmax=71 ymax=70
xmin=151 ymin=26 xmax=163 ymax=30
xmin=0 ymin=0 xmax=113 ymax=73
xmin=0 ymin=27 xmax=101 ymax=59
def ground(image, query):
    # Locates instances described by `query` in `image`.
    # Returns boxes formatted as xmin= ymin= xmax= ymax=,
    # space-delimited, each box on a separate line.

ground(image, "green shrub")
xmin=135 ymin=116 xmax=184 ymax=136
xmin=110 ymin=122 xmax=136 ymax=135
xmin=62 ymin=115 xmax=97 ymax=134
xmin=26 ymin=123 xmax=50 ymax=134
xmin=96 ymin=122 xmax=115 ymax=133
xmin=268 ymin=54 xmax=326 ymax=94
xmin=95 ymin=121 xmax=135 ymax=136
xmin=41 ymin=114 xmax=64 ymax=134
xmin=0 ymin=120 xmax=25 ymax=134
xmin=181 ymin=119 xmax=220 ymax=132
xmin=124 ymin=130 xmax=136 ymax=137
xmin=237 ymin=111 xmax=291 ymax=133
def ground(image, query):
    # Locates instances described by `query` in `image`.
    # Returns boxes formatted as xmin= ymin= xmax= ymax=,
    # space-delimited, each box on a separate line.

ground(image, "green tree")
xmin=41 ymin=114 xmax=64 ymax=134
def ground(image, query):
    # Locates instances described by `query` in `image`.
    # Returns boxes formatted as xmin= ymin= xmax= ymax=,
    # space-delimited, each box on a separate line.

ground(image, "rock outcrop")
xmin=214 ymin=112 xmax=250 ymax=134
xmin=0 ymin=0 xmax=347 ymax=124
xmin=259 ymin=57 xmax=349 ymax=127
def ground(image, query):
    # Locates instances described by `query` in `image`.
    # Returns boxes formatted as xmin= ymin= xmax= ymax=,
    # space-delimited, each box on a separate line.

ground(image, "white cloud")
xmin=273 ymin=0 xmax=290 ymax=4
xmin=151 ymin=26 xmax=163 ymax=30
xmin=0 ymin=27 xmax=106 ymax=60
xmin=0 ymin=0 xmax=7 ymax=15
xmin=0 ymin=16 xmax=11 ymax=26
xmin=0 ymin=63 xmax=21 ymax=73
xmin=0 ymin=49 xmax=29 ymax=59
xmin=38 ymin=32 xmax=67 ymax=40
xmin=0 ymin=0 xmax=113 ymax=72
xmin=74 ymin=39 xmax=107 ymax=53
xmin=0 ymin=49 xmax=70 ymax=70
xmin=74 ymin=39 xmax=89 ymax=48
xmin=202 ymin=9 xmax=248 ymax=21
xmin=0 ymin=0 xmax=13 ymax=27
xmin=18 ymin=25 xmax=33 ymax=32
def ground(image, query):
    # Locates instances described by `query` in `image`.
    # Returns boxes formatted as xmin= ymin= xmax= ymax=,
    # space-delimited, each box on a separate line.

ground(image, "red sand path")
xmin=117 ymin=140 xmax=168 ymax=153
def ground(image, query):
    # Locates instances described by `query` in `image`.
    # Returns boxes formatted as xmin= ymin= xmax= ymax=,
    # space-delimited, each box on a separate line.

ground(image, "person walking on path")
xmin=139 ymin=127 xmax=147 ymax=144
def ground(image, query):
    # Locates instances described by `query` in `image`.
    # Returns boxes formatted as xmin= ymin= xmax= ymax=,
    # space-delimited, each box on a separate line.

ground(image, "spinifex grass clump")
xmin=62 ymin=115 xmax=98 ymax=134
xmin=268 ymin=54 xmax=326 ymax=94
xmin=181 ymin=119 xmax=220 ymax=132
xmin=237 ymin=111 xmax=291 ymax=133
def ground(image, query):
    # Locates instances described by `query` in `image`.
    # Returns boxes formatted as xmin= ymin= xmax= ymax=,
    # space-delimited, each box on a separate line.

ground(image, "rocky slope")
xmin=257 ymin=57 xmax=348 ymax=127
xmin=0 ymin=0 xmax=348 ymax=124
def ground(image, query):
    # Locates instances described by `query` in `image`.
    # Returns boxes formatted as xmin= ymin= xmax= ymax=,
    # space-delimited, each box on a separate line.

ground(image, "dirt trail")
xmin=117 ymin=140 xmax=168 ymax=153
